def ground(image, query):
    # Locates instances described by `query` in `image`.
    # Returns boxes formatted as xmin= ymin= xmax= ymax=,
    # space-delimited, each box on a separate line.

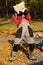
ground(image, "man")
xmin=10 ymin=9 xmax=36 ymax=61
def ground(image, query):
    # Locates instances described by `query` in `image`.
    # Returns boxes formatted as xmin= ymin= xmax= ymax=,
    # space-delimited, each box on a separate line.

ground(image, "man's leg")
xmin=12 ymin=44 xmax=20 ymax=55
xmin=27 ymin=26 xmax=36 ymax=60
xmin=28 ymin=44 xmax=36 ymax=60
xmin=9 ymin=27 xmax=22 ymax=61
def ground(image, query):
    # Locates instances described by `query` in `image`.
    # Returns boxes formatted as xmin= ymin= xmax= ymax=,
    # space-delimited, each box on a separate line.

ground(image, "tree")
xmin=24 ymin=0 xmax=43 ymax=19
xmin=6 ymin=0 xmax=8 ymax=17
xmin=29 ymin=0 xmax=43 ymax=19
xmin=38 ymin=0 xmax=43 ymax=19
xmin=29 ymin=0 xmax=39 ymax=19
xmin=0 ymin=0 xmax=21 ymax=17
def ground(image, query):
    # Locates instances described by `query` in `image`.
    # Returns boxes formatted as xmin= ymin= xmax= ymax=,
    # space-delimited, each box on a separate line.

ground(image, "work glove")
xmin=12 ymin=9 xmax=18 ymax=15
xmin=24 ymin=9 xmax=28 ymax=15
xmin=18 ymin=11 xmax=23 ymax=16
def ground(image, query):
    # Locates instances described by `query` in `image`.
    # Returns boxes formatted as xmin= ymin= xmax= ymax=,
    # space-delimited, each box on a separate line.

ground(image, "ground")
xmin=0 ymin=18 xmax=43 ymax=65
xmin=0 ymin=42 xmax=43 ymax=65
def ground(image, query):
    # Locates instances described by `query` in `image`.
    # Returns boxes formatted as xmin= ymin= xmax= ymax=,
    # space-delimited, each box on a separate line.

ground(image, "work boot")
xmin=9 ymin=51 xmax=17 ymax=62
xmin=9 ymin=44 xmax=20 ymax=61
xmin=28 ymin=44 xmax=36 ymax=60
xmin=29 ymin=51 xmax=37 ymax=60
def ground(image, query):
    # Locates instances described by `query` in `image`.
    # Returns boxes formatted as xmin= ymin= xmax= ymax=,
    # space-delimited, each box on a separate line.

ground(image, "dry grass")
xmin=0 ymin=18 xmax=43 ymax=65
xmin=31 ymin=20 xmax=43 ymax=32
xmin=0 ymin=19 xmax=43 ymax=39
xmin=0 ymin=42 xmax=43 ymax=65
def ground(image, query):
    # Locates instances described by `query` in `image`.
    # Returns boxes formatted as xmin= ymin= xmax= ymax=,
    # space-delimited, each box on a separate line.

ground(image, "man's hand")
xmin=24 ymin=9 xmax=29 ymax=15
xmin=18 ymin=11 xmax=23 ymax=16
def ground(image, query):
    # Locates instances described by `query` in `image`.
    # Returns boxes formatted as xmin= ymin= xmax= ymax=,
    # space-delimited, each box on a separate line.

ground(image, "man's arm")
xmin=12 ymin=15 xmax=22 ymax=26
xmin=12 ymin=11 xmax=23 ymax=26
xmin=24 ymin=9 xmax=31 ymax=24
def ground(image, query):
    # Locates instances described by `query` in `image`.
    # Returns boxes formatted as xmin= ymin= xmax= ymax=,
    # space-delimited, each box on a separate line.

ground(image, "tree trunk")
xmin=6 ymin=0 xmax=8 ymax=17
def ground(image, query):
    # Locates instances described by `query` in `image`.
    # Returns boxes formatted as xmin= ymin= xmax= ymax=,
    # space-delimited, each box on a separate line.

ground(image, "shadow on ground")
xmin=30 ymin=61 xmax=43 ymax=65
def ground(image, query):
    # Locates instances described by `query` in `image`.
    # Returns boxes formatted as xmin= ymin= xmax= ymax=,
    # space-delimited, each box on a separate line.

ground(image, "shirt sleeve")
xmin=25 ymin=13 xmax=31 ymax=24
xmin=12 ymin=15 xmax=22 ymax=26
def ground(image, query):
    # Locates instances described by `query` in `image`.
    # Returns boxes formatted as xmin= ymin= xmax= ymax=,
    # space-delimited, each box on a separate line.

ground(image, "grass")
xmin=0 ymin=18 xmax=43 ymax=32
xmin=31 ymin=20 xmax=43 ymax=32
